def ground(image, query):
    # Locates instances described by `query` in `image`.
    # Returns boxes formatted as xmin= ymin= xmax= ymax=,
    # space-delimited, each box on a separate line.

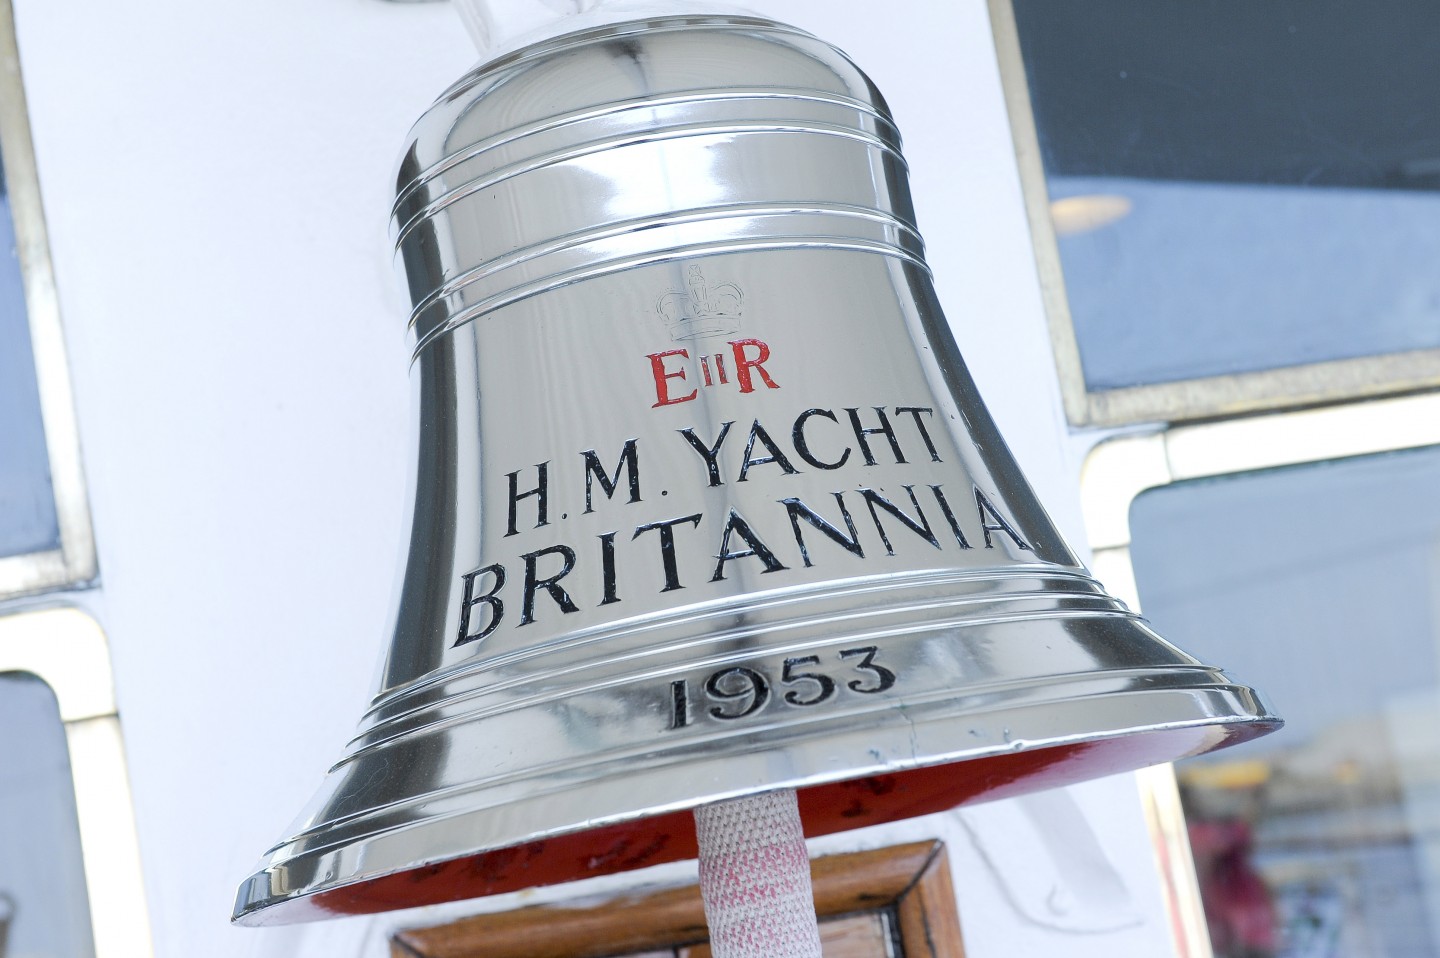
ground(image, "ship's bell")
xmin=233 ymin=13 xmax=1279 ymax=924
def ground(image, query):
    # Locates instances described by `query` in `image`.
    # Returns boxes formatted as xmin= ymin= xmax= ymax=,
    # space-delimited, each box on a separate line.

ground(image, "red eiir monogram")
xmin=647 ymin=339 xmax=780 ymax=408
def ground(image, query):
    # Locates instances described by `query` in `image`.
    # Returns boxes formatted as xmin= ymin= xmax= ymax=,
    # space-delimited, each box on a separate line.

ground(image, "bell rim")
xmin=233 ymin=678 xmax=1279 ymax=925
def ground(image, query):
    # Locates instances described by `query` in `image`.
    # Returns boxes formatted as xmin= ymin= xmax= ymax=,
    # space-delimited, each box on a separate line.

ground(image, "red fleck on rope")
xmin=693 ymin=789 xmax=823 ymax=958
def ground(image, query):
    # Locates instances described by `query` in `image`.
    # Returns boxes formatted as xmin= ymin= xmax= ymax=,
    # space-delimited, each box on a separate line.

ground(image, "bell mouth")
xmin=233 ymin=684 xmax=1278 ymax=925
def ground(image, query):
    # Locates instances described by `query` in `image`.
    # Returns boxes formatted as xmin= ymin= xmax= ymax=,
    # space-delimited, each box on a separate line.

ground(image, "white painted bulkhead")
xmin=13 ymin=0 xmax=1175 ymax=955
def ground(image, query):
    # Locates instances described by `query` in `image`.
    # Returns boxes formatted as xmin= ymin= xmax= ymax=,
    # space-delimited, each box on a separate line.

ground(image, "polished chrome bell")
xmin=233 ymin=13 xmax=1279 ymax=924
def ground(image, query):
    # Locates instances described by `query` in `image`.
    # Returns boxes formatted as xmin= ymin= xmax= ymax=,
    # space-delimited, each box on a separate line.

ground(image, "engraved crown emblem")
xmin=656 ymin=265 xmax=744 ymax=341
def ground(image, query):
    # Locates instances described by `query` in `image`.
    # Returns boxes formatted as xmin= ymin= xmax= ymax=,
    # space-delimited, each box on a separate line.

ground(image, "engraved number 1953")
xmin=667 ymin=645 xmax=896 ymax=730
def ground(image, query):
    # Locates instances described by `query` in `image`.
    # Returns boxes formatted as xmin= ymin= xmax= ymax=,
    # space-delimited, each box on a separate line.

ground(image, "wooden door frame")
xmin=392 ymin=840 xmax=963 ymax=958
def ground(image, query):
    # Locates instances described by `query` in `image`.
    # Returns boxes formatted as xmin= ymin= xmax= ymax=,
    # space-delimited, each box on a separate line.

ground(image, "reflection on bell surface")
xmin=233 ymin=13 xmax=1280 ymax=925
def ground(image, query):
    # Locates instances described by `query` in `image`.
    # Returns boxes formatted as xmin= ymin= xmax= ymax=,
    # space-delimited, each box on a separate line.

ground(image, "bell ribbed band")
xmin=693 ymin=789 xmax=823 ymax=958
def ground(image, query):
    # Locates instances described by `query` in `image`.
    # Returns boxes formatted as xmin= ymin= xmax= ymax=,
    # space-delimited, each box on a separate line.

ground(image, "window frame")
xmin=0 ymin=607 xmax=154 ymax=958
xmin=1078 ymin=391 xmax=1440 ymax=958
xmin=0 ymin=0 xmax=95 ymax=597
xmin=987 ymin=0 xmax=1440 ymax=429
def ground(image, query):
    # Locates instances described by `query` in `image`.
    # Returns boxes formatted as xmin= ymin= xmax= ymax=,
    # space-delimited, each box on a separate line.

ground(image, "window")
xmin=0 ymin=0 xmax=93 ymax=597
xmin=992 ymin=0 xmax=1440 ymax=427
xmin=0 ymin=672 xmax=95 ymax=958
xmin=1081 ymin=394 xmax=1440 ymax=957
xmin=1132 ymin=447 xmax=1440 ymax=957
xmin=0 ymin=3 xmax=149 ymax=954
xmin=0 ymin=608 xmax=154 ymax=958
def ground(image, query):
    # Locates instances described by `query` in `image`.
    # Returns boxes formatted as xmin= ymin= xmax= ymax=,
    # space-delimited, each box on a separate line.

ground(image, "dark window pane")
xmin=1012 ymin=0 xmax=1440 ymax=389
xmin=0 ymin=672 xmax=95 ymax=958
xmin=1129 ymin=446 xmax=1440 ymax=957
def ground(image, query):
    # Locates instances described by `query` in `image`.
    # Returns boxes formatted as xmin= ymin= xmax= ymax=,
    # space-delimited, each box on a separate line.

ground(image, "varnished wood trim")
xmin=896 ymin=844 xmax=963 ymax=958
xmin=393 ymin=840 xmax=964 ymax=958
xmin=813 ymin=841 xmax=946 ymax=916
xmin=392 ymin=879 xmax=709 ymax=958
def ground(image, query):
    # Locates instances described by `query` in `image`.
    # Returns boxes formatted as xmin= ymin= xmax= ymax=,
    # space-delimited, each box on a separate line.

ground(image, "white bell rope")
xmin=693 ymin=789 xmax=824 ymax=958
